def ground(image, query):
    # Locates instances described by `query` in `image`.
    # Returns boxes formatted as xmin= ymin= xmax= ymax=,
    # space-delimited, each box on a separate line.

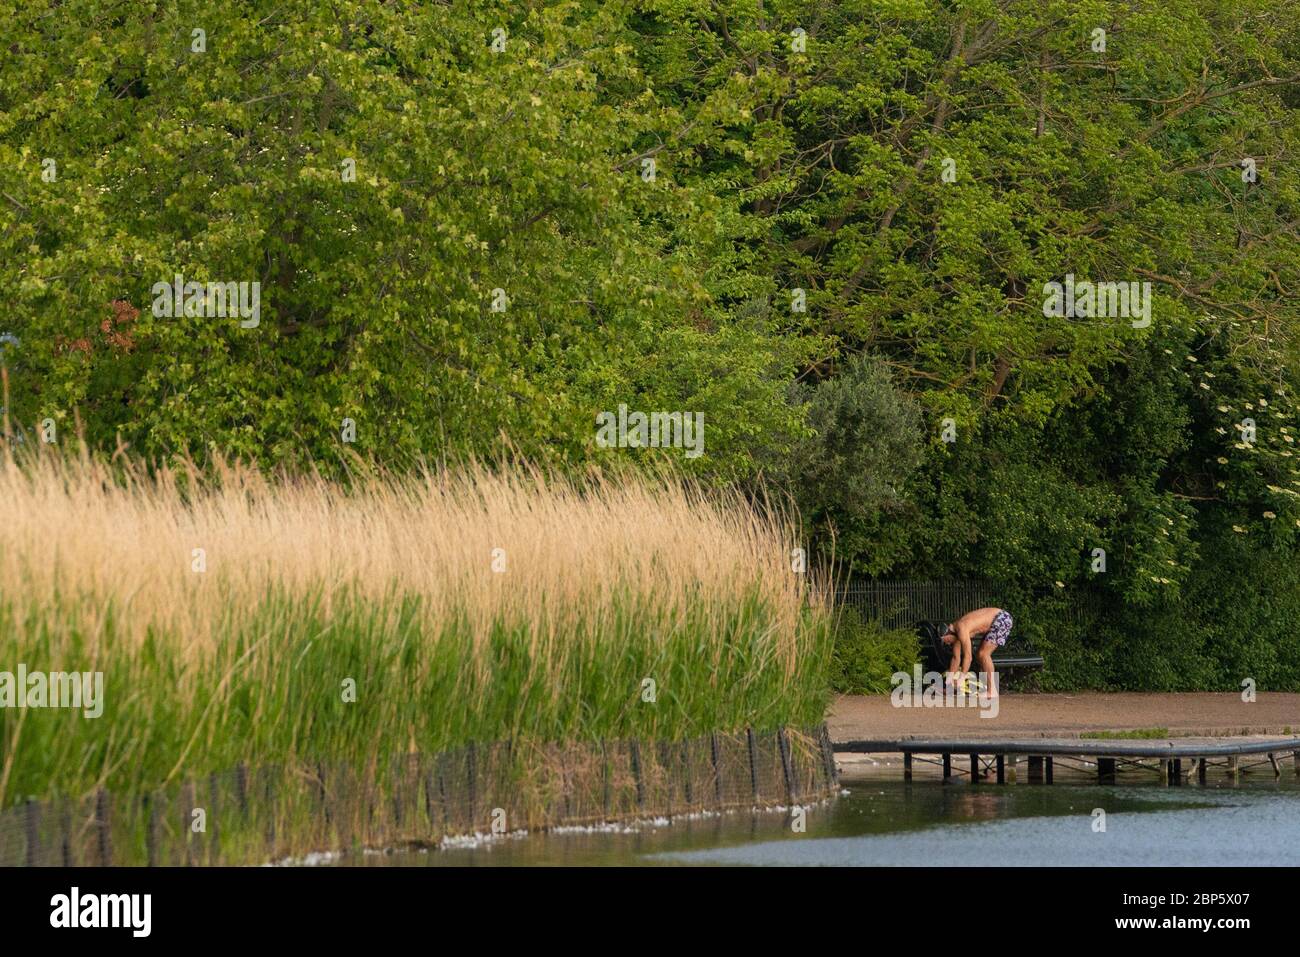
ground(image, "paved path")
xmin=828 ymin=692 xmax=1300 ymax=742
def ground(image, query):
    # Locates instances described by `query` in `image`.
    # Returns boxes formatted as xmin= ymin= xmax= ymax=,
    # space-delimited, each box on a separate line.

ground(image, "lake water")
xmin=352 ymin=768 xmax=1300 ymax=867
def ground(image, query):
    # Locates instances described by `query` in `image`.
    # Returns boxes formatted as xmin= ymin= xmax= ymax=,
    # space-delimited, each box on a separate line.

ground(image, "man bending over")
xmin=941 ymin=607 xmax=1014 ymax=696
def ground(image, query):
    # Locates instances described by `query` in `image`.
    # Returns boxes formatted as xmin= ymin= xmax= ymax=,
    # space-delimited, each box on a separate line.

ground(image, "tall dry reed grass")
xmin=0 ymin=447 xmax=833 ymax=805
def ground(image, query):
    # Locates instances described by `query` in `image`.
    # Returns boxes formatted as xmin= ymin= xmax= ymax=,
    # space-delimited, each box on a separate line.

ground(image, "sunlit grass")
xmin=1079 ymin=728 xmax=1171 ymax=740
xmin=0 ymin=448 xmax=833 ymax=807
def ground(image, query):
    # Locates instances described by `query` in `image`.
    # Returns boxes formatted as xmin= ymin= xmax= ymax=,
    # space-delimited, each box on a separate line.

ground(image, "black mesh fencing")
xmin=835 ymin=577 xmax=1107 ymax=633
xmin=0 ymin=724 xmax=838 ymax=866
xmin=836 ymin=579 xmax=1001 ymax=629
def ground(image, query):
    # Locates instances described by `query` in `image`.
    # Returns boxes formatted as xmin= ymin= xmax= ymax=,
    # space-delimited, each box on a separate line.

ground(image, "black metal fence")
xmin=0 ymin=725 xmax=839 ymax=867
xmin=835 ymin=578 xmax=1106 ymax=628
xmin=835 ymin=579 xmax=1003 ymax=630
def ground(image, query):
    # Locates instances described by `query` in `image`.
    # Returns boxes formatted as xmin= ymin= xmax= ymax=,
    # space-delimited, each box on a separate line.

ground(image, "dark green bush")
xmin=828 ymin=607 xmax=921 ymax=695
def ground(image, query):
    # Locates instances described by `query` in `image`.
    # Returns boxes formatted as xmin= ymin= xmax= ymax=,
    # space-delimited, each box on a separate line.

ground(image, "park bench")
xmin=916 ymin=620 xmax=1044 ymax=674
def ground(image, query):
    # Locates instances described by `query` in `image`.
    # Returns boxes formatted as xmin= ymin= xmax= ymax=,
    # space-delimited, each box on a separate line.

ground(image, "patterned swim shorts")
xmin=982 ymin=609 xmax=1014 ymax=647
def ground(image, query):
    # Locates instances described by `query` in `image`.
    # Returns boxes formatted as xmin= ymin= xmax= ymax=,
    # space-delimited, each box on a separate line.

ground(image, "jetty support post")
xmin=942 ymin=753 xmax=951 ymax=780
xmin=903 ymin=751 xmax=913 ymax=782
xmin=1027 ymin=756 xmax=1044 ymax=783
xmin=969 ymin=753 xmax=979 ymax=783
xmin=1097 ymin=757 xmax=1116 ymax=784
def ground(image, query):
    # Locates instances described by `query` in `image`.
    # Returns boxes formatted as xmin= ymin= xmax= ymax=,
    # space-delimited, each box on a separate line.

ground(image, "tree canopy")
xmin=4 ymin=0 xmax=1300 ymax=687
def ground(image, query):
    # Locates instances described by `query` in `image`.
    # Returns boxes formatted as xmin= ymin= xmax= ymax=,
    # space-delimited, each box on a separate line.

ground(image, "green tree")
xmin=0 ymin=0 xmax=810 ymax=477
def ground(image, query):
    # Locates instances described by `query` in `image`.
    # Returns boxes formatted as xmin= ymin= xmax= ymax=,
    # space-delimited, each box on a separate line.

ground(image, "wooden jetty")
xmin=834 ymin=736 xmax=1300 ymax=785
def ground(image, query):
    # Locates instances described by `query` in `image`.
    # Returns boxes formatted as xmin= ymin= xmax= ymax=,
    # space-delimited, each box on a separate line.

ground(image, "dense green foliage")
xmin=786 ymin=355 xmax=924 ymax=553
xmin=828 ymin=608 xmax=920 ymax=695
xmin=4 ymin=1 xmax=1300 ymax=689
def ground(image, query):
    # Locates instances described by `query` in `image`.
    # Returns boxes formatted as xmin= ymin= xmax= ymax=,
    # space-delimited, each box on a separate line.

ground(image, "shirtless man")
xmin=940 ymin=607 xmax=1014 ymax=697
